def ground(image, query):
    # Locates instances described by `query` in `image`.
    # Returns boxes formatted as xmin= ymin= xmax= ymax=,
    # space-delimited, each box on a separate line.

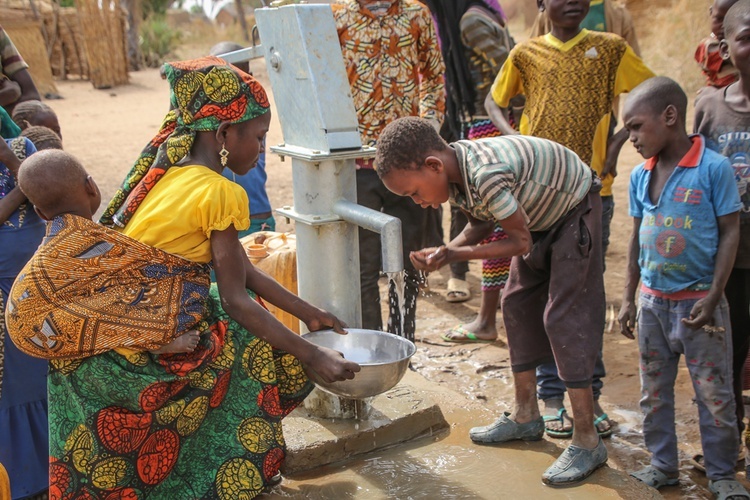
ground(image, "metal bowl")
xmin=302 ymin=328 xmax=416 ymax=399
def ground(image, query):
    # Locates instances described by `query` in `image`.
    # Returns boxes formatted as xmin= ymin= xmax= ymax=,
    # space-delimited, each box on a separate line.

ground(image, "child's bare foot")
xmin=150 ymin=330 xmax=200 ymax=354
xmin=542 ymin=398 xmax=573 ymax=438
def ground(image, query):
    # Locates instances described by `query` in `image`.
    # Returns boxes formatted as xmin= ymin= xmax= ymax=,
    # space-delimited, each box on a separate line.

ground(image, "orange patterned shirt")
xmin=332 ymin=0 xmax=445 ymax=156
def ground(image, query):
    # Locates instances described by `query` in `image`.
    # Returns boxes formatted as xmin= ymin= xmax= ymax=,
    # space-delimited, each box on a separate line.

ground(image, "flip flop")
xmin=594 ymin=412 xmax=613 ymax=438
xmin=690 ymin=451 xmax=745 ymax=474
xmin=441 ymin=325 xmax=495 ymax=343
xmin=630 ymin=465 xmax=679 ymax=489
xmin=709 ymin=479 xmax=750 ymax=499
xmin=445 ymin=277 xmax=471 ymax=303
xmin=542 ymin=407 xmax=574 ymax=438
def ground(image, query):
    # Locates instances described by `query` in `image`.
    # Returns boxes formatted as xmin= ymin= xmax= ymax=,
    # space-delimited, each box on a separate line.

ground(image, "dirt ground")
xmin=46 ymin=51 xmax=735 ymax=498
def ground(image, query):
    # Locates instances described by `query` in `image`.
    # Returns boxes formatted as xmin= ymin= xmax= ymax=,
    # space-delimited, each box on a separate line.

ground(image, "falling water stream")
xmin=386 ymin=271 xmax=406 ymax=338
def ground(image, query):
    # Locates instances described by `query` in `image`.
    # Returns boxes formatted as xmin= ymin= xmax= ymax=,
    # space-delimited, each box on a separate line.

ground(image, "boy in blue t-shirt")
xmin=619 ymin=76 xmax=744 ymax=497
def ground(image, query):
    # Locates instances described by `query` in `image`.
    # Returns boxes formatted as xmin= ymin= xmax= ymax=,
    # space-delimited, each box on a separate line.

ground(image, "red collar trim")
xmin=644 ymin=135 xmax=703 ymax=171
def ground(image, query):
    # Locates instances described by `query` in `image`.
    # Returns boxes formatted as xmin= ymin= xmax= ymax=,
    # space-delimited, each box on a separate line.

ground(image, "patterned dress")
xmin=15 ymin=58 xmax=311 ymax=499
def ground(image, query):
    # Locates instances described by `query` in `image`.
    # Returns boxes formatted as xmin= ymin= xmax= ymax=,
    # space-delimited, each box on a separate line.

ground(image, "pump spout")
xmin=333 ymin=199 xmax=404 ymax=274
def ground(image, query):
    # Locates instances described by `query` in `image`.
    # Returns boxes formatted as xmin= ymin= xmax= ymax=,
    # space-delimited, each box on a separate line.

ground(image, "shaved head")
xmin=625 ymin=76 xmax=687 ymax=124
xmin=18 ymin=150 xmax=89 ymax=216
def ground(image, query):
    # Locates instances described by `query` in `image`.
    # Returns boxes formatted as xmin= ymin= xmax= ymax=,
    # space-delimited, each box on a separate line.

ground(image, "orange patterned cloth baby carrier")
xmin=6 ymin=214 xmax=210 ymax=359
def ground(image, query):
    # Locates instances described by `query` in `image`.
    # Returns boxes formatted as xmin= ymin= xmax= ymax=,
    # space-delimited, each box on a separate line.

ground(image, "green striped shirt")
xmin=450 ymin=136 xmax=593 ymax=231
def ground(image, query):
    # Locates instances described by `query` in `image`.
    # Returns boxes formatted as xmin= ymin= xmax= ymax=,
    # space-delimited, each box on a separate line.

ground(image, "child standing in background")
xmin=619 ymin=76 xmax=744 ymax=497
xmin=694 ymin=0 xmax=750 ymax=475
xmin=695 ymin=0 xmax=741 ymax=88
xmin=210 ymin=42 xmax=275 ymax=237
xmin=425 ymin=0 xmax=515 ymax=342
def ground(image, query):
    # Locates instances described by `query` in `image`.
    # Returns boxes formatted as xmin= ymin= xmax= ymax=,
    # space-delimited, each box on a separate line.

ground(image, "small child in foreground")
xmin=375 ymin=116 xmax=606 ymax=486
xmin=17 ymin=149 xmax=199 ymax=354
xmin=618 ymin=77 xmax=744 ymax=498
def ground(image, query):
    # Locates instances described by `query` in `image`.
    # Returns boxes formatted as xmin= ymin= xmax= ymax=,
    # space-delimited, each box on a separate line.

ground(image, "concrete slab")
xmin=282 ymin=382 xmax=449 ymax=473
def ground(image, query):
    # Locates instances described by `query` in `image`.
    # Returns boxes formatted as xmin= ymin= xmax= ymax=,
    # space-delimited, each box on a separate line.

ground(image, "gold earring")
xmin=220 ymin=144 xmax=229 ymax=167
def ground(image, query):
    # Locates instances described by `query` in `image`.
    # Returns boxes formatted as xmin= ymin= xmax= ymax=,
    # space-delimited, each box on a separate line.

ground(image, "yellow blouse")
xmin=121 ymin=165 xmax=250 ymax=263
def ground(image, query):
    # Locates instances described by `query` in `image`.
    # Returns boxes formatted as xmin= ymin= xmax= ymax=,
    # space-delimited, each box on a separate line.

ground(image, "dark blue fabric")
xmin=0 ymin=139 xmax=49 ymax=498
xmin=222 ymin=152 xmax=272 ymax=216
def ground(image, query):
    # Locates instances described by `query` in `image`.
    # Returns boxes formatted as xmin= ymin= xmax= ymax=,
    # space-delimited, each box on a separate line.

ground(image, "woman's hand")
xmin=0 ymin=136 xmax=22 ymax=177
xmin=303 ymin=345 xmax=361 ymax=383
xmin=303 ymin=308 xmax=347 ymax=334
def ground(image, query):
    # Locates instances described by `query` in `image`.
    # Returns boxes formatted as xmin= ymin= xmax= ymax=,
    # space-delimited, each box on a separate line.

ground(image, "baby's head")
xmin=21 ymin=125 xmax=63 ymax=151
xmin=376 ymin=117 xmax=452 ymax=209
xmin=622 ymin=76 xmax=689 ymax=160
xmin=12 ymin=100 xmax=62 ymax=140
xmin=18 ymin=150 xmax=100 ymax=221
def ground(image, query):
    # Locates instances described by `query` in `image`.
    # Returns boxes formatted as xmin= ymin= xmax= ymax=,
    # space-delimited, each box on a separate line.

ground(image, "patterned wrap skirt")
xmin=6 ymin=215 xmax=312 ymax=499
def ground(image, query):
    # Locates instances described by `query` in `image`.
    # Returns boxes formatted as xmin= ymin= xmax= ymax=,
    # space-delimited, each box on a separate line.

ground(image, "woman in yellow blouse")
xmin=41 ymin=57 xmax=360 ymax=499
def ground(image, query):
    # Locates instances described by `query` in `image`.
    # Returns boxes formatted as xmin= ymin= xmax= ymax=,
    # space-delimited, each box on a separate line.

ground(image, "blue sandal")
xmin=543 ymin=407 xmax=574 ymax=439
xmin=594 ymin=412 xmax=613 ymax=438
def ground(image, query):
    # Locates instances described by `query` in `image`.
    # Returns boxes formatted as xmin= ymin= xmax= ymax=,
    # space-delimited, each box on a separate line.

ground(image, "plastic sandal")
xmin=469 ymin=412 xmax=544 ymax=444
xmin=441 ymin=325 xmax=495 ymax=343
xmin=445 ymin=277 xmax=471 ymax=303
xmin=630 ymin=465 xmax=679 ymax=489
xmin=594 ymin=412 xmax=613 ymax=438
xmin=709 ymin=479 xmax=750 ymax=499
xmin=543 ymin=407 xmax=574 ymax=438
xmin=542 ymin=438 xmax=608 ymax=486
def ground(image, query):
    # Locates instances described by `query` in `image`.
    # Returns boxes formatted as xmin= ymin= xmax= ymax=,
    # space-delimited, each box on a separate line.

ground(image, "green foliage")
xmin=59 ymin=0 xmax=74 ymax=6
xmin=139 ymin=15 xmax=182 ymax=68
xmin=142 ymin=0 xmax=173 ymax=19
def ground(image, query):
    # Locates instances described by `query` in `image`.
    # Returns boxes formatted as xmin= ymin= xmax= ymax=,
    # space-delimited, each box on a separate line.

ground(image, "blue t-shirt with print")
xmin=629 ymin=136 xmax=741 ymax=294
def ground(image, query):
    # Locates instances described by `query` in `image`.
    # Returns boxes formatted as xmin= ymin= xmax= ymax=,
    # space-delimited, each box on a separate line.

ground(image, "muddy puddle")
xmin=266 ymin=333 xmax=726 ymax=499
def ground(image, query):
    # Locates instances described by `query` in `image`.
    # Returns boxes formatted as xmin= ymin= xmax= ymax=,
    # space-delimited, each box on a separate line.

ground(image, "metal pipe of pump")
xmin=333 ymin=200 xmax=403 ymax=274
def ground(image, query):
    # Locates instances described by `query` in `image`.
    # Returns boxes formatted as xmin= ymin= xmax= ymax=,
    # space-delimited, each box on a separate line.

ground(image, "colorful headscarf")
xmin=100 ymin=56 xmax=270 ymax=227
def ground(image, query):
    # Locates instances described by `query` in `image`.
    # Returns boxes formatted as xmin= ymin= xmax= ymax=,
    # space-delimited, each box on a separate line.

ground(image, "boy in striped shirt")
xmin=376 ymin=116 xmax=607 ymax=486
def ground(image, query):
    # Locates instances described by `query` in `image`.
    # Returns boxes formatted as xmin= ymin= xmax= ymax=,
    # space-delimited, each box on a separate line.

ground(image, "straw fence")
xmin=1 ymin=1 xmax=129 ymax=90
xmin=74 ymin=0 xmax=129 ymax=88
xmin=1 ymin=8 xmax=58 ymax=95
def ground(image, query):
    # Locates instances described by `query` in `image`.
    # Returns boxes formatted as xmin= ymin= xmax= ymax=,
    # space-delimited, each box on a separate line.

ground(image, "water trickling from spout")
xmin=386 ymin=270 xmax=406 ymax=338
